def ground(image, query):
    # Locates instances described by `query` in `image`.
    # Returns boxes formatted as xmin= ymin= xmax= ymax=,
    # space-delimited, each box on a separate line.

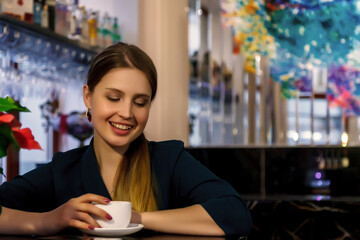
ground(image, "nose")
xmin=117 ymin=100 xmax=133 ymax=119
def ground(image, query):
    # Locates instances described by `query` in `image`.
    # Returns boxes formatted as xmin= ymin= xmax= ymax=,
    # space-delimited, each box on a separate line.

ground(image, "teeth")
xmin=110 ymin=122 xmax=132 ymax=130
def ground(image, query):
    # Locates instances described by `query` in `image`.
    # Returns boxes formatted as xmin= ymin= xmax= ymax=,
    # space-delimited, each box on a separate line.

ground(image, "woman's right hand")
xmin=38 ymin=193 xmax=112 ymax=235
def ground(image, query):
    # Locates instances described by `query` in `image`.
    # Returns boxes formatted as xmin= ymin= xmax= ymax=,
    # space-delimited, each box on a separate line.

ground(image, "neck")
xmin=93 ymin=134 xmax=128 ymax=197
xmin=92 ymin=134 xmax=129 ymax=170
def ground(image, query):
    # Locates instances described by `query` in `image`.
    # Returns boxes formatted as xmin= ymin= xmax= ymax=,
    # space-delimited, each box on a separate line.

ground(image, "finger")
xmin=74 ymin=211 xmax=102 ymax=228
xmin=68 ymin=218 xmax=96 ymax=231
xmin=78 ymin=193 xmax=111 ymax=204
xmin=76 ymin=203 xmax=112 ymax=221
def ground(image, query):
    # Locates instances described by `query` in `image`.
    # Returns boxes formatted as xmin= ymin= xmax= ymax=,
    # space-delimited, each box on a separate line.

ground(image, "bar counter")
xmin=186 ymin=145 xmax=360 ymax=239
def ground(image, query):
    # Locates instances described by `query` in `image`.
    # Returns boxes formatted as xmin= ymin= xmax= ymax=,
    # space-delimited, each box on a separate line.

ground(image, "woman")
xmin=0 ymin=42 xmax=252 ymax=236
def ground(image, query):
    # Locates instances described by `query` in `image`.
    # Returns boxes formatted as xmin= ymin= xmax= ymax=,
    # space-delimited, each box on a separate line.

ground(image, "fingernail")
xmin=106 ymin=214 xmax=113 ymax=220
xmin=88 ymin=225 xmax=94 ymax=230
xmin=104 ymin=198 xmax=111 ymax=203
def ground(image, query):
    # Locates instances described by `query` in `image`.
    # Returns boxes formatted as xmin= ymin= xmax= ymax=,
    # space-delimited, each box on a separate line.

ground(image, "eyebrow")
xmin=105 ymin=88 xmax=151 ymax=99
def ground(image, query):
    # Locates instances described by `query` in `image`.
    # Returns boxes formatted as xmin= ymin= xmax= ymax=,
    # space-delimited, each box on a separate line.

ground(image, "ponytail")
xmin=113 ymin=134 xmax=158 ymax=212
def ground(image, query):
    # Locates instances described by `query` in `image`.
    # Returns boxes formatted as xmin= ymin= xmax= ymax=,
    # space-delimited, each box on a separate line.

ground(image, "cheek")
xmin=135 ymin=109 xmax=150 ymax=126
xmin=92 ymin=103 xmax=113 ymax=121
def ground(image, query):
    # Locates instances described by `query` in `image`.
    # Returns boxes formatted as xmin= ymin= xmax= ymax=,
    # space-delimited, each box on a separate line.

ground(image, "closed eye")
xmin=134 ymin=98 xmax=149 ymax=106
xmin=134 ymin=101 xmax=146 ymax=107
xmin=107 ymin=97 xmax=119 ymax=102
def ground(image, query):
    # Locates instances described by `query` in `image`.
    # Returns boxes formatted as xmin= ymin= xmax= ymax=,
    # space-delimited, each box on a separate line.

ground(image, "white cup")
xmin=93 ymin=201 xmax=132 ymax=228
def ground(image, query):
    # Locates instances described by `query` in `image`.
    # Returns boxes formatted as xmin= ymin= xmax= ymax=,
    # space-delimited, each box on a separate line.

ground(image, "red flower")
xmin=0 ymin=113 xmax=21 ymax=129
xmin=0 ymin=113 xmax=42 ymax=150
xmin=12 ymin=128 xmax=42 ymax=150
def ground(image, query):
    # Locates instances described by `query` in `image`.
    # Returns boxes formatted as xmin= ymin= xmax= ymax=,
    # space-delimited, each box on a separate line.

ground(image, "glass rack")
xmin=0 ymin=13 xmax=100 ymax=100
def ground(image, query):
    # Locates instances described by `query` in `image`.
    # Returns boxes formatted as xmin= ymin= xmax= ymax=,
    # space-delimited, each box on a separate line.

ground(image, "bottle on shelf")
xmin=80 ymin=6 xmax=89 ymax=44
xmin=103 ymin=13 xmax=112 ymax=47
xmin=97 ymin=12 xmax=105 ymax=48
xmin=46 ymin=0 xmax=56 ymax=31
xmin=68 ymin=0 xmax=81 ymax=39
xmin=41 ymin=4 xmax=49 ymax=28
xmin=112 ymin=17 xmax=121 ymax=44
xmin=55 ymin=0 xmax=63 ymax=35
xmin=33 ymin=0 xmax=43 ymax=25
xmin=55 ymin=0 xmax=71 ymax=36
xmin=69 ymin=10 xmax=76 ymax=36
xmin=97 ymin=12 xmax=111 ymax=48
xmin=1 ymin=1 xmax=123 ymax=48
xmin=88 ymin=11 xmax=97 ymax=47
xmin=74 ymin=3 xmax=82 ymax=36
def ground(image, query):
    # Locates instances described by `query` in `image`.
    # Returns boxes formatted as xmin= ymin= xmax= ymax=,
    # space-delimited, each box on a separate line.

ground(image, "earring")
xmin=86 ymin=108 xmax=92 ymax=122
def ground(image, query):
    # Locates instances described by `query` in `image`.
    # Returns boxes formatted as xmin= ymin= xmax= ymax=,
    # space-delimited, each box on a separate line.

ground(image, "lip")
xmin=109 ymin=121 xmax=134 ymax=136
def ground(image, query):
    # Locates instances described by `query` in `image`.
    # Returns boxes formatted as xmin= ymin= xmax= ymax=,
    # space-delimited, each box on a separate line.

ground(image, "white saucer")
xmin=81 ymin=223 xmax=144 ymax=237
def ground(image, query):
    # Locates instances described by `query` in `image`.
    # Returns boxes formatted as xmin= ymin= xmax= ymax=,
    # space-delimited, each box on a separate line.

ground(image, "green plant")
xmin=0 ymin=96 xmax=42 ymax=177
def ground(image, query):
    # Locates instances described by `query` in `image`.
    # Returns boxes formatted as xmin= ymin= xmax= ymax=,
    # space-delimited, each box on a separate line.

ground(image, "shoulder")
xmin=148 ymin=140 xmax=185 ymax=159
xmin=148 ymin=140 xmax=184 ymax=151
xmin=148 ymin=140 xmax=187 ymax=169
xmin=51 ymin=145 xmax=89 ymax=167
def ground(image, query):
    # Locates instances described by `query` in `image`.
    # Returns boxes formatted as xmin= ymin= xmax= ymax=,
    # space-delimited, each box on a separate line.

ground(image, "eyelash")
xmin=107 ymin=97 xmax=119 ymax=102
xmin=106 ymin=97 xmax=146 ymax=106
xmin=135 ymin=102 xmax=146 ymax=107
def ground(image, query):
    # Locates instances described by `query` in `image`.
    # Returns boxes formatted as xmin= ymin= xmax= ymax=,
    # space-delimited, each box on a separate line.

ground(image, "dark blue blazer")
xmin=0 ymin=140 xmax=252 ymax=236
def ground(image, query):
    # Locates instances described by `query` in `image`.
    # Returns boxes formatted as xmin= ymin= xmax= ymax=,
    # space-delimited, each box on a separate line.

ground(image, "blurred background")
xmin=2 ymin=0 xmax=360 ymax=238
xmin=2 ymin=0 xmax=360 ymax=176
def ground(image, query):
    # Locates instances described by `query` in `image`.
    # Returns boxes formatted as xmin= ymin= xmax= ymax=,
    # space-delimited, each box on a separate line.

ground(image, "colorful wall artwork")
xmin=221 ymin=0 xmax=275 ymax=73
xmin=221 ymin=0 xmax=360 ymax=115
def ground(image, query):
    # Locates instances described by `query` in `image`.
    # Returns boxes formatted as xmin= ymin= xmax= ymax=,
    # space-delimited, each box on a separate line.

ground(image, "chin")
xmin=110 ymin=140 xmax=131 ymax=147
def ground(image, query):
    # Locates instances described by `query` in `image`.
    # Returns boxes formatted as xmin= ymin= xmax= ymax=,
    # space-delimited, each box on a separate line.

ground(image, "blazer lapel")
xmin=81 ymin=140 xmax=112 ymax=200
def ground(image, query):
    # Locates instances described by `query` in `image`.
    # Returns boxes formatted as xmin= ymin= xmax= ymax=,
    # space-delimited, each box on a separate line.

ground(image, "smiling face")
xmin=83 ymin=67 xmax=152 ymax=153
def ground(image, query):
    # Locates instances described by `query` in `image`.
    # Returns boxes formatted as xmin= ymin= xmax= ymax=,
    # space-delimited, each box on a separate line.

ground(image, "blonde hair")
xmin=112 ymin=134 xmax=158 ymax=212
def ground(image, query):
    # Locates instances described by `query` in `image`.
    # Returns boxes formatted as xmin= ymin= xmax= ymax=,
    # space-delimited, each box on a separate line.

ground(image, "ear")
xmin=83 ymin=85 xmax=92 ymax=109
